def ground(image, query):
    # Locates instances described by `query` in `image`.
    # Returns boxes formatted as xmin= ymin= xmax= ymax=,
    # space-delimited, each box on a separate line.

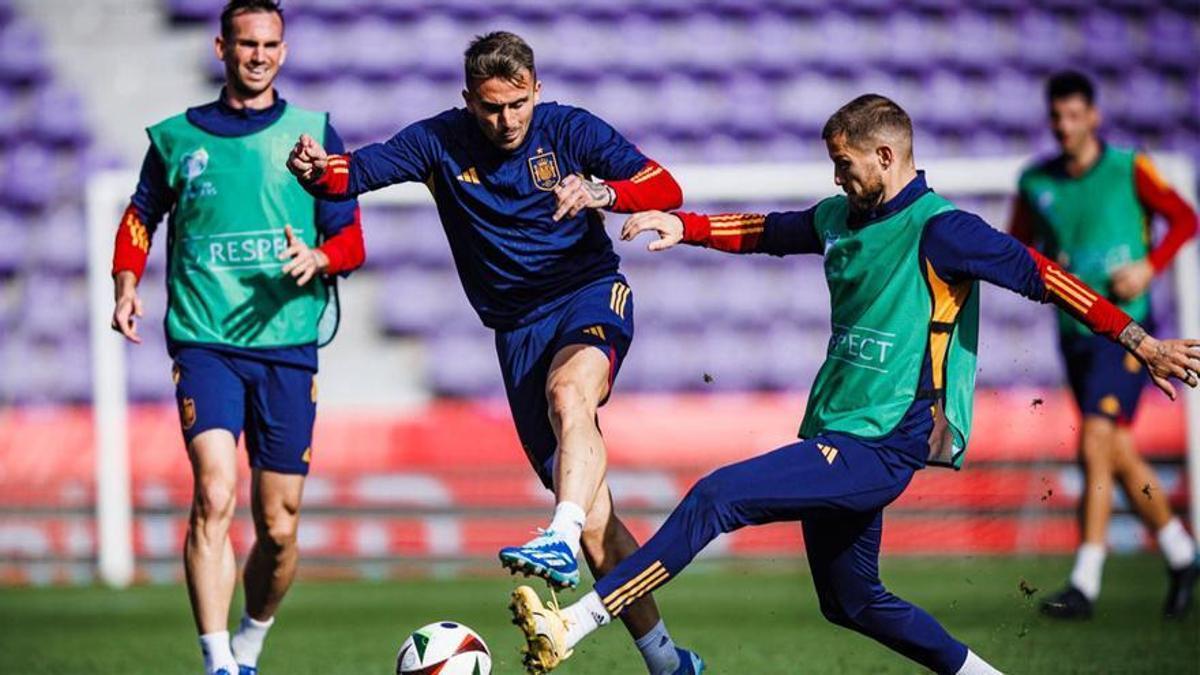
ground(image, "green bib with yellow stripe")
xmin=799 ymin=191 xmax=979 ymax=468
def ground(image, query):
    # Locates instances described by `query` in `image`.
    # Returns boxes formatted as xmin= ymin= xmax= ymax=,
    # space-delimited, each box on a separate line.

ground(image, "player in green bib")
xmin=109 ymin=3 xmax=364 ymax=673
xmin=1010 ymin=71 xmax=1199 ymax=620
xmin=508 ymin=95 xmax=1200 ymax=674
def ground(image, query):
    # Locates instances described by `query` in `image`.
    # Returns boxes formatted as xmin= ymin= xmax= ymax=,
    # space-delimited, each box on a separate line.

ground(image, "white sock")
xmin=548 ymin=501 xmax=586 ymax=556
xmin=198 ymin=631 xmax=237 ymax=675
xmin=634 ymin=620 xmax=680 ymax=675
xmin=230 ymin=612 xmax=275 ymax=668
xmin=560 ymin=590 xmax=611 ymax=649
xmin=1156 ymin=518 xmax=1197 ymax=570
xmin=1069 ymin=542 xmax=1106 ymax=601
xmin=956 ymin=649 xmax=1003 ymax=674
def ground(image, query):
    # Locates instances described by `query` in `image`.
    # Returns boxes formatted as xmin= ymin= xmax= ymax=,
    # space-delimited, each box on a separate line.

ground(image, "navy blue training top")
xmin=332 ymin=101 xmax=649 ymax=330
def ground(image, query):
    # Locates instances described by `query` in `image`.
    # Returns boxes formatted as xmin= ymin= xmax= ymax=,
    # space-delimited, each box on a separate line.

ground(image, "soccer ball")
xmin=395 ymin=621 xmax=492 ymax=675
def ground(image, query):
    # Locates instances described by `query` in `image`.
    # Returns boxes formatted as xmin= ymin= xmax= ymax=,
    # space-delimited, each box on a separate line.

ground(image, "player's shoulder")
xmin=535 ymin=101 xmax=607 ymax=131
xmin=398 ymin=106 xmax=470 ymax=140
xmin=1018 ymin=153 xmax=1061 ymax=181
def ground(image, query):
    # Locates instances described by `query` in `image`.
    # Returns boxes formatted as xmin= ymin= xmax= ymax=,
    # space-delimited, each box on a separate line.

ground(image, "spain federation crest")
xmin=528 ymin=150 xmax=560 ymax=191
xmin=180 ymin=397 xmax=197 ymax=431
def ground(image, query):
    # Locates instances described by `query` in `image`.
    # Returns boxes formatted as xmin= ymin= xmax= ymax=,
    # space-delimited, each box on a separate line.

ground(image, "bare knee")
xmin=256 ymin=502 xmax=300 ymax=553
xmin=1078 ymin=420 xmax=1117 ymax=470
xmin=546 ymin=378 xmax=593 ymax=428
xmin=191 ymin=478 xmax=236 ymax=538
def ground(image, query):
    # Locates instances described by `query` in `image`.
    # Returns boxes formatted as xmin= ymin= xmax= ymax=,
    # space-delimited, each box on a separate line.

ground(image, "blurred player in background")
xmin=110 ymin=1 xmax=364 ymax=673
xmin=509 ymin=94 xmax=1200 ymax=674
xmin=286 ymin=31 xmax=702 ymax=675
xmin=1010 ymin=70 xmax=1199 ymax=620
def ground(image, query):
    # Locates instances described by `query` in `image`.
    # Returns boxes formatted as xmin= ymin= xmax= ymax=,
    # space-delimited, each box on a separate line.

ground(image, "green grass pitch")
xmin=1 ymin=555 xmax=1195 ymax=673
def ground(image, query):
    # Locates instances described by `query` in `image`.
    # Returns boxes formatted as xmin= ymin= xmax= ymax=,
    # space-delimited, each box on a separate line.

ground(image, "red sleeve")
xmin=316 ymin=209 xmax=365 ymax=275
xmin=1007 ymin=195 xmax=1036 ymax=246
xmin=1026 ymin=246 xmax=1133 ymax=340
xmin=111 ymin=204 xmax=152 ymax=281
xmin=1134 ymin=154 xmax=1198 ymax=273
xmin=307 ymin=153 xmax=352 ymax=197
xmin=607 ymin=161 xmax=683 ymax=213
xmin=678 ymin=211 xmax=765 ymax=253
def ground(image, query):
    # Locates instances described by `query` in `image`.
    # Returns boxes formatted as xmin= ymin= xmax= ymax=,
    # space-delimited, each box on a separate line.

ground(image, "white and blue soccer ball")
xmin=396 ymin=621 xmax=492 ymax=675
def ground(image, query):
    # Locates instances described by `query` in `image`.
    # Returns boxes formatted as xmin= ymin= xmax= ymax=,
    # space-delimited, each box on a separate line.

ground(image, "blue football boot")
xmin=499 ymin=529 xmax=580 ymax=589
xmin=672 ymin=647 xmax=705 ymax=674
xmin=237 ymin=667 xmax=257 ymax=675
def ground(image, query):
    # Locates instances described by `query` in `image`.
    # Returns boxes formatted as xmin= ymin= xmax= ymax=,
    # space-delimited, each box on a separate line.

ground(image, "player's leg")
xmin=499 ymin=279 xmax=634 ymax=588
xmin=175 ymin=349 xmax=247 ymax=674
xmin=232 ymin=362 xmax=316 ymax=672
xmin=511 ymin=435 xmax=913 ymax=672
xmin=803 ymin=511 xmax=999 ymax=674
xmin=579 ymin=482 xmax=696 ymax=674
xmin=1043 ymin=336 xmax=1117 ymax=618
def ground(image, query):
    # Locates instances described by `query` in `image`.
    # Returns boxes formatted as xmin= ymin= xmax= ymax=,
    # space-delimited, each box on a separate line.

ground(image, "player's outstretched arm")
xmin=1117 ymin=324 xmax=1200 ymax=400
xmin=623 ymin=208 xmax=821 ymax=256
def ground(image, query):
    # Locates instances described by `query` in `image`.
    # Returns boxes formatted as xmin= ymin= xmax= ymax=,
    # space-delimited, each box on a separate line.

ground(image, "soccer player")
xmin=1009 ymin=71 xmax=1199 ymax=620
xmin=286 ymin=31 xmax=702 ymax=675
xmin=508 ymin=94 xmax=1200 ymax=674
xmin=110 ymin=2 xmax=364 ymax=673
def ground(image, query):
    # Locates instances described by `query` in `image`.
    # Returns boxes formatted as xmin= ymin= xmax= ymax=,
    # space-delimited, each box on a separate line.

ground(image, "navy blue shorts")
xmin=1060 ymin=332 xmax=1147 ymax=426
xmin=495 ymin=277 xmax=635 ymax=488
xmin=172 ymin=347 xmax=318 ymax=475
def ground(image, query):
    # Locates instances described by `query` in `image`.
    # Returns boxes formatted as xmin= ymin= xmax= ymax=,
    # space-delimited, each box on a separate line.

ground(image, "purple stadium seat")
xmin=166 ymin=0 xmax=218 ymax=22
xmin=31 ymin=207 xmax=86 ymax=273
xmin=0 ymin=208 xmax=23 ymax=274
xmin=1 ymin=144 xmax=55 ymax=210
xmin=28 ymin=87 xmax=89 ymax=147
xmin=777 ymin=72 xmax=842 ymax=135
xmin=427 ymin=332 xmax=504 ymax=397
xmin=1145 ymin=10 xmax=1200 ymax=71
xmin=347 ymin=20 xmax=415 ymax=81
xmin=378 ymin=270 xmax=475 ymax=336
xmin=0 ymin=19 xmax=48 ymax=84
xmin=1015 ymin=10 xmax=1083 ymax=72
xmin=880 ymin=13 xmax=943 ymax=74
xmin=1082 ymin=10 xmax=1139 ymax=72
xmin=22 ymin=273 xmax=86 ymax=341
xmin=986 ymin=69 xmax=1042 ymax=134
xmin=279 ymin=18 xmax=343 ymax=82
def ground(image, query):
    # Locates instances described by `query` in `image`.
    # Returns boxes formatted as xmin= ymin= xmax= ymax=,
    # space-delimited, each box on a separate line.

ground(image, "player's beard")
xmin=846 ymin=175 xmax=886 ymax=214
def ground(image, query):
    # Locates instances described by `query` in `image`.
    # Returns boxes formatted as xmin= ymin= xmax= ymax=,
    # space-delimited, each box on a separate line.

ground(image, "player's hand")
xmin=110 ymin=270 xmax=143 ymax=344
xmin=287 ymin=134 xmax=329 ymax=183
xmin=1110 ymin=260 xmax=1153 ymax=301
xmin=552 ymin=174 xmax=613 ymax=221
xmin=1133 ymin=335 xmax=1200 ymax=401
xmin=279 ymin=225 xmax=329 ymax=287
xmin=620 ymin=210 xmax=683 ymax=252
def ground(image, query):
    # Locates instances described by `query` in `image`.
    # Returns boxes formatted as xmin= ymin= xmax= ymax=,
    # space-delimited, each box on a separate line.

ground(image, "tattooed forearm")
xmin=1118 ymin=322 xmax=1147 ymax=352
xmin=583 ymin=179 xmax=615 ymax=208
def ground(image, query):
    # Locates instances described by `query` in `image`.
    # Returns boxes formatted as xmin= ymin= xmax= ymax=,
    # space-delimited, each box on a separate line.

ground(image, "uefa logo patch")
xmin=528 ymin=150 xmax=560 ymax=191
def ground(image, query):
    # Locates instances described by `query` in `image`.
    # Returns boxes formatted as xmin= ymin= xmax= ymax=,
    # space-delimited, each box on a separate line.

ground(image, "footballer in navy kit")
xmin=287 ymin=31 xmax=702 ymax=675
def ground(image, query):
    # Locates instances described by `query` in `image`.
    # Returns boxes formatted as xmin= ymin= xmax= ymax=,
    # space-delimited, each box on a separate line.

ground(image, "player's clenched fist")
xmin=287 ymin=133 xmax=329 ymax=182
xmin=552 ymin=174 xmax=614 ymax=221
xmin=620 ymin=210 xmax=683 ymax=252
